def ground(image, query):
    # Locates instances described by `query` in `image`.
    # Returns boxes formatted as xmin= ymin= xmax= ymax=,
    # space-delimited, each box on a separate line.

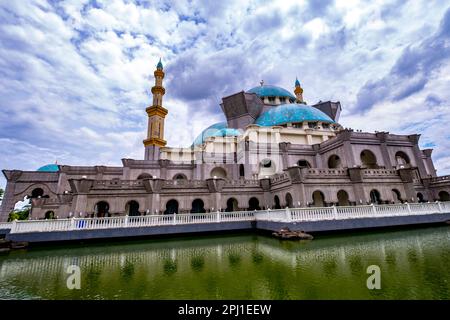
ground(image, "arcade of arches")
xmin=361 ymin=150 xmax=378 ymax=169
xmin=88 ymin=189 xmax=449 ymax=217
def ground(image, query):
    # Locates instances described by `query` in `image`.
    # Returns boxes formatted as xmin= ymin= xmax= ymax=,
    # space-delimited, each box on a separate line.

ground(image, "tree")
xmin=8 ymin=208 xmax=30 ymax=222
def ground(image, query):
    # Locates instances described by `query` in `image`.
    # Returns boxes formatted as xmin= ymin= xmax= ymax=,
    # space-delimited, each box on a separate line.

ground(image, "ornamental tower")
xmin=294 ymin=77 xmax=305 ymax=104
xmin=143 ymin=59 xmax=168 ymax=160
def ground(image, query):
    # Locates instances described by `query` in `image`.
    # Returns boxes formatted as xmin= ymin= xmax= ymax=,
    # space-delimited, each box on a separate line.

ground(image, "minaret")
xmin=294 ymin=77 xmax=305 ymax=104
xmin=143 ymin=59 xmax=168 ymax=160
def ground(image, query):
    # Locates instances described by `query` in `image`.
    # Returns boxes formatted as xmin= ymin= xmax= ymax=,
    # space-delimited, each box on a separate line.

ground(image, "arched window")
xmin=94 ymin=201 xmax=110 ymax=217
xmin=248 ymin=197 xmax=261 ymax=211
xmin=239 ymin=164 xmax=245 ymax=178
xmin=259 ymin=159 xmax=276 ymax=177
xmin=165 ymin=199 xmax=179 ymax=214
xmin=226 ymin=198 xmax=238 ymax=212
xmin=395 ymin=151 xmax=410 ymax=166
xmin=312 ymin=191 xmax=325 ymax=207
xmin=417 ymin=192 xmax=425 ymax=203
xmin=191 ymin=199 xmax=206 ymax=213
xmin=210 ymin=167 xmax=227 ymax=179
xmin=392 ymin=189 xmax=403 ymax=203
xmin=173 ymin=173 xmax=187 ymax=180
xmin=361 ymin=150 xmax=378 ymax=169
xmin=126 ymin=200 xmax=140 ymax=216
xmin=261 ymin=159 xmax=272 ymax=168
xmin=337 ymin=190 xmax=350 ymax=206
xmin=137 ymin=173 xmax=152 ymax=180
xmin=297 ymin=160 xmax=311 ymax=168
xmin=328 ymin=155 xmax=342 ymax=168
xmin=438 ymin=191 xmax=450 ymax=202
xmin=44 ymin=211 xmax=55 ymax=219
xmin=285 ymin=193 xmax=293 ymax=208
xmin=273 ymin=195 xmax=281 ymax=209
xmin=31 ymin=188 xmax=44 ymax=198
xmin=369 ymin=190 xmax=382 ymax=204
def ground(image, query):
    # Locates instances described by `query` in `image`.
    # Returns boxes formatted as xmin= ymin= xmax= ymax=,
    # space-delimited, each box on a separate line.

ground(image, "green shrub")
xmin=8 ymin=208 xmax=30 ymax=221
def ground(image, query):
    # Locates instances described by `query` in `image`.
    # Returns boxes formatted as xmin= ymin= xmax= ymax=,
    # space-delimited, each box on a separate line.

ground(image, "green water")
xmin=1 ymin=226 xmax=450 ymax=299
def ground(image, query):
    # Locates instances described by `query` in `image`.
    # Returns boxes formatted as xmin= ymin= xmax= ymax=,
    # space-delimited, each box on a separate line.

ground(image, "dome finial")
xmin=156 ymin=58 xmax=163 ymax=70
xmin=294 ymin=77 xmax=304 ymax=104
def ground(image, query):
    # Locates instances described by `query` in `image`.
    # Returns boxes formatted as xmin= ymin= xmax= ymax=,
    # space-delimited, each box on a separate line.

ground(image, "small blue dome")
xmin=255 ymin=104 xmax=334 ymax=127
xmin=295 ymin=78 xmax=301 ymax=87
xmin=247 ymin=85 xmax=296 ymax=100
xmin=193 ymin=122 xmax=242 ymax=146
xmin=37 ymin=164 xmax=59 ymax=172
xmin=156 ymin=58 xmax=163 ymax=70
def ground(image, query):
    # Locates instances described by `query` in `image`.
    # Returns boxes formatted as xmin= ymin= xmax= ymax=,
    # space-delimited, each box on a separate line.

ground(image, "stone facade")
xmin=1 ymin=63 xmax=450 ymax=221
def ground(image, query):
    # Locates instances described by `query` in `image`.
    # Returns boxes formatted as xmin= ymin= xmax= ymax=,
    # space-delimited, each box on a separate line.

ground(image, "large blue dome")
xmin=247 ymin=85 xmax=296 ymax=100
xmin=255 ymin=103 xmax=334 ymax=127
xmin=192 ymin=122 xmax=242 ymax=146
xmin=37 ymin=164 xmax=59 ymax=172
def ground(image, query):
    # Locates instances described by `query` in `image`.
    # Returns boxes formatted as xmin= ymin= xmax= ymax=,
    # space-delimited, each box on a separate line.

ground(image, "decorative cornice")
xmin=294 ymin=87 xmax=303 ymax=94
xmin=151 ymin=86 xmax=166 ymax=95
xmin=154 ymin=69 xmax=165 ymax=78
xmin=143 ymin=137 xmax=167 ymax=147
xmin=2 ymin=170 xmax=23 ymax=182
xmin=146 ymin=105 xmax=168 ymax=117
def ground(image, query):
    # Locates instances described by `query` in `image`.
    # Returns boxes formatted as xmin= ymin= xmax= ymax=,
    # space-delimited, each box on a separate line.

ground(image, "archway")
xmin=297 ymin=160 xmax=311 ymax=168
xmin=226 ymin=198 xmax=238 ymax=212
xmin=369 ymin=189 xmax=382 ymax=204
xmin=210 ymin=167 xmax=227 ymax=179
xmin=361 ymin=150 xmax=378 ymax=169
xmin=273 ymin=195 xmax=281 ymax=209
xmin=337 ymin=190 xmax=350 ymax=206
xmin=395 ymin=151 xmax=410 ymax=166
xmin=45 ymin=211 xmax=55 ymax=219
xmin=173 ymin=173 xmax=187 ymax=180
xmin=137 ymin=173 xmax=152 ymax=180
xmin=191 ymin=199 xmax=206 ymax=213
xmin=126 ymin=200 xmax=140 ymax=216
xmin=95 ymin=201 xmax=110 ymax=217
xmin=439 ymin=191 xmax=450 ymax=202
xmin=417 ymin=192 xmax=425 ymax=203
xmin=312 ymin=191 xmax=325 ymax=207
xmin=165 ymin=199 xmax=179 ymax=214
xmin=328 ymin=155 xmax=341 ymax=168
xmin=248 ymin=197 xmax=261 ymax=211
xmin=285 ymin=193 xmax=293 ymax=208
xmin=258 ymin=159 xmax=276 ymax=177
xmin=239 ymin=164 xmax=245 ymax=178
xmin=30 ymin=188 xmax=45 ymax=198
xmin=392 ymin=189 xmax=403 ymax=203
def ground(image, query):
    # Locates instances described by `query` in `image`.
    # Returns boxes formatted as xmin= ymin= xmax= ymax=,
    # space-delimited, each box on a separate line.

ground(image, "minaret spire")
xmin=294 ymin=77 xmax=305 ymax=104
xmin=143 ymin=59 xmax=168 ymax=160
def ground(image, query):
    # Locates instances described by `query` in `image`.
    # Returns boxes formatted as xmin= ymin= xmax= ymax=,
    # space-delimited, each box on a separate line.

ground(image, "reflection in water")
xmin=1 ymin=227 xmax=450 ymax=299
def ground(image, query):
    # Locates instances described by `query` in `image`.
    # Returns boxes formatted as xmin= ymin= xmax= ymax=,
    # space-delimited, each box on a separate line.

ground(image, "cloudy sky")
xmin=0 ymin=0 xmax=449 ymax=188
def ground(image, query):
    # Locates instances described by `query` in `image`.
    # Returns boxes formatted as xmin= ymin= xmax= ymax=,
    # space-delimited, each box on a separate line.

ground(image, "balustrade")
xmin=7 ymin=202 xmax=450 ymax=234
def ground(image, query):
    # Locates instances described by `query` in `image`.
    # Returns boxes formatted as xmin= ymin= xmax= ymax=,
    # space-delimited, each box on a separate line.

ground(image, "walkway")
xmin=3 ymin=202 xmax=450 ymax=243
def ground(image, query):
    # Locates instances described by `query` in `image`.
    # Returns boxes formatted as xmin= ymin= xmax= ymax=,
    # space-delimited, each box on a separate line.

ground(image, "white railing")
xmin=8 ymin=202 xmax=450 ymax=234
xmin=0 ymin=222 xmax=12 ymax=230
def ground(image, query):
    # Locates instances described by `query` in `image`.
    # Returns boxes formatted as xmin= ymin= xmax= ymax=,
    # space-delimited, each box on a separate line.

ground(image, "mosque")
xmin=1 ymin=60 xmax=449 ymax=221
